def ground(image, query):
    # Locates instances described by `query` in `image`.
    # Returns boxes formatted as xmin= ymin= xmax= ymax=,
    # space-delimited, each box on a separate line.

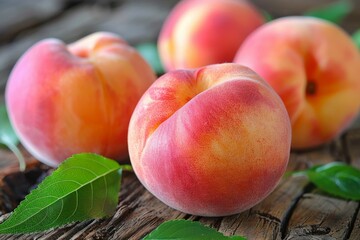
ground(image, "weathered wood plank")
xmin=0 ymin=0 xmax=66 ymax=44
xmin=0 ymin=5 xmax=111 ymax=95
xmin=0 ymin=149 xmax=17 ymax=170
xmin=73 ymin=173 xmax=186 ymax=240
xmin=344 ymin=125 xmax=360 ymax=240
xmin=285 ymin=129 xmax=359 ymax=239
xmin=345 ymin=128 xmax=360 ymax=169
xmin=1 ymin=134 xmax=355 ymax=239
xmin=284 ymin=193 xmax=358 ymax=240
xmin=293 ymin=144 xmax=336 ymax=166
xmin=95 ymin=0 xmax=178 ymax=44
xmin=212 ymin=176 xmax=309 ymax=240
xmin=349 ymin=206 xmax=360 ymax=240
xmin=207 ymin=147 xmax=336 ymax=240
xmin=282 ymin=129 xmax=360 ymax=240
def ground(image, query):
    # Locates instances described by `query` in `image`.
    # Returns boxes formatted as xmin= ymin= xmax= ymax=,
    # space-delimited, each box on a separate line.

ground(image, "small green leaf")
xmin=0 ymin=153 xmax=123 ymax=234
xmin=136 ymin=42 xmax=164 ymax=75
xmin=143 ymin=219 xmax=247 ymax=240
xmin=261 ymin=10 xmax=273 ymax=22
xmin=304 ymin=0 xmax=353 ymax=24
xmin=290 ymin=162 xmax=360 ymax=200
xmin=0 ymin=104 xmax=25 ymax=171
xmin=352 ymin=29 xmax=360 ymax=49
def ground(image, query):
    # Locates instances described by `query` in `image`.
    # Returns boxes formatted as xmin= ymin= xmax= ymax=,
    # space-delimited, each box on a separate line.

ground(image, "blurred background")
xmin=0 ymin=0 xmax=359 ymax=103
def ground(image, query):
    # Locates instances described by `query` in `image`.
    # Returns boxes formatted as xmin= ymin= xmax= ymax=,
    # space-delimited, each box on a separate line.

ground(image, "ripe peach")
xmin=158 ymin=0 xmax=264 ymax=71
xmin=234 ymin=17 xmax=360 ymax=149
xmin=128 ymin=63 xmax=291 ymax=216
xmin=5 ymin=32 xmax=156 ymax=167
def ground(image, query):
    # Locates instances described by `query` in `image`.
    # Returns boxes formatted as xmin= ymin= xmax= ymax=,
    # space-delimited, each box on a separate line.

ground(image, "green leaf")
xmin=304 ymin=0 xmax=353 ymax=24
xmin=136 ymin=42 xmax=164 ymax=75
xmin=261 ymin=10 xmax=273 ymax=22
xmin=290 ymin=162 xmax=360 ymax=200
xmin=0 ymin=104 xmax=25 ymax=171
xmin=143 ymin=219 xmax=247 ymax=240
xmin=0 ymin=153 xmax=123 ymax=234
xmin=352 ymin=29 xmax=360 ymax=49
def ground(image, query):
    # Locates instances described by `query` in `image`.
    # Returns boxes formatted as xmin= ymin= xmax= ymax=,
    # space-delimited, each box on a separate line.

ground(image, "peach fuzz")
xmin=234 ymin=17 xmax=360 ymax=149
xmin=5 ymin=32 xmax=156 ymax=167
xmin=128 ymin=63 xmax=291 ymax=216
xmin=158 ymin=0 xmax=264 ymax=71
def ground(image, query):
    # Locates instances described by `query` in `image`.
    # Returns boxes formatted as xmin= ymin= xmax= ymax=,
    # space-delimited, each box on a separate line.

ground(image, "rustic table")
xmin=0 ymin=0 xmax=359 ymax=239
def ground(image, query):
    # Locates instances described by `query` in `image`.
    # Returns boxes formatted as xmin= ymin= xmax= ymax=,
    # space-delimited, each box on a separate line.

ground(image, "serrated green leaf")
xmin=0 ymin=153 xmax=123 ymax=234
xmin=136 ymin=42 xmax=164 ymax=75
xmin=352 ymin=29 xmax=360 ymax=49
xmin=304 ymin=0 xmax=352 ymax=24
xmin=289 ymin=162 xmax=360 ymax=200
xmin=143 ymin=219 xmax=247 ymax=240
xmin=0 ymin=104 xmax=25 ymax=171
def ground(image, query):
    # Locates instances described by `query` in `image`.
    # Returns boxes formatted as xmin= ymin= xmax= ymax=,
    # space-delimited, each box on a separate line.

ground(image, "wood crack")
xmin=343 ymin=202 xmax=360 ymax=240
xmin=280 ymin=183 xmax=314 ymax=239
xmin=254 ymin=211 xmax=281 ymax=224
xmin=329 ymin=133 xmax=351 ymax=163
xmin=284 ymin=224 xmax=331 ymax=239
xmin=340 ymin=133 xmax=352 ymax=164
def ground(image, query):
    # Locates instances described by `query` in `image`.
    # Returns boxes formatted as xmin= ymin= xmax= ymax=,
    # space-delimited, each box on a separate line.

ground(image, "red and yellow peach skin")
xmin=234 ymin=17 xmax=360 ymax=149
xmin=158 ymin=0 xmax=264 ymax=71
xmin=128 ymin=63 xmax=291 ymax=216
xmin=5 ymin=32 xmax=156 ymax=167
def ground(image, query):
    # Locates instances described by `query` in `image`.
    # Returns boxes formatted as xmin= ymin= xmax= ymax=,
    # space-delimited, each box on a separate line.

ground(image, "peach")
xmin=5 ymin=32 xmax=156 ymax=167
xmin=128 ymin=63 xmax=291 ymax=216
xmin=234 ymin=17 xmax=360 ymax=149
xmin=158 ymin=0 xmax=264 ymax=71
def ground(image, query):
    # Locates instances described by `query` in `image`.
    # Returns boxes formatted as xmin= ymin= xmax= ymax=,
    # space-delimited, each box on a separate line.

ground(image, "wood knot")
xmin=285 ymin=225 xmax=333 ymax=240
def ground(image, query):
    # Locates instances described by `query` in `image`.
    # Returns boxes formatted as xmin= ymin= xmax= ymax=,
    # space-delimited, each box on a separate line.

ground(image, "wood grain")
xmin=285 ymin=193 xmax=358 ymax=239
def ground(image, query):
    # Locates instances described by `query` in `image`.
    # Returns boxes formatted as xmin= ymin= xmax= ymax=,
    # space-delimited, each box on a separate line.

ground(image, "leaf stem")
xmin=284 ymin=170 xmax=307 ymax=178
xmin=6 ymin=141 xmax=26 ymax=171
xmin=120 ymin=164 xmax=133 ymax=172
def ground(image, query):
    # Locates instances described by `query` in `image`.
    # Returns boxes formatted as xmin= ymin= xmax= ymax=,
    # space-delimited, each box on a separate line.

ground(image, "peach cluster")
xmin=235 ymin=17 xmax=360 ymax=149
xmin=158 ymin=0 xmax=264 ymax=71
xmin=7 ymin=0 xmax=359 ymax=219
xmin=5 ymin=32 xmax=156 ymax=167
xmin=128 ymin=63 xmax=291 ymax=216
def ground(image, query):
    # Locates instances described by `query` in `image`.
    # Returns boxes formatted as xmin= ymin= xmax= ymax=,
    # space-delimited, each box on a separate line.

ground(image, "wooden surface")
xmin=1 ymin=130 xmax=360 ymax=239
xmin=0 ymin=0 xmax=360 ymax=239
